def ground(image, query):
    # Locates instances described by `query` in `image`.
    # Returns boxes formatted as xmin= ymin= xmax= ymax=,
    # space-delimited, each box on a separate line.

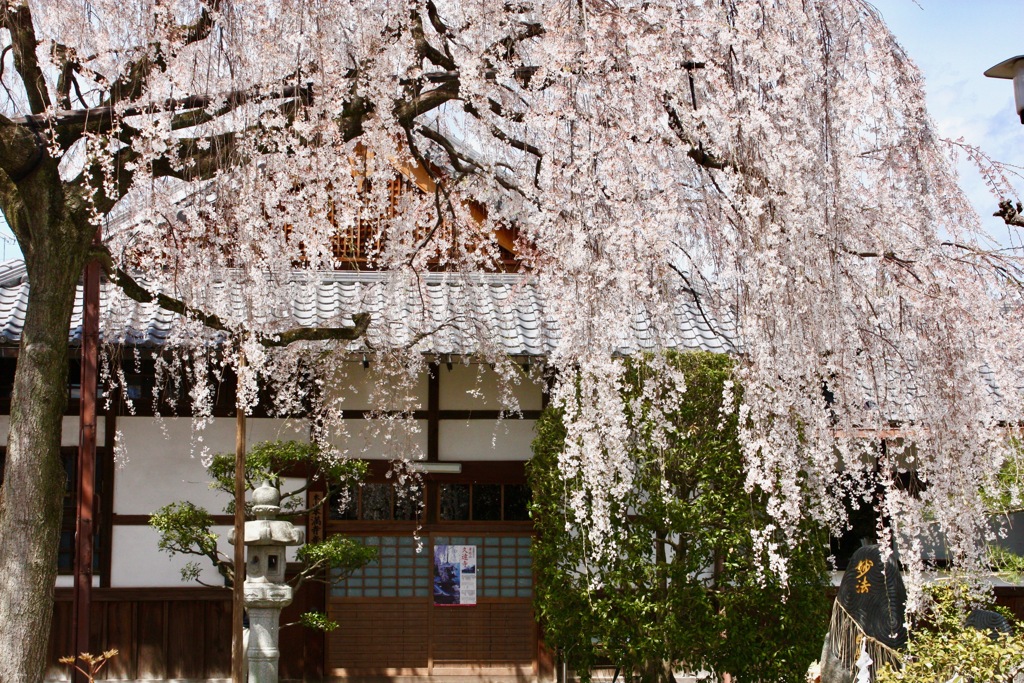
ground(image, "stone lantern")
xmin=229 ymin=481 xmax=305 ymax=683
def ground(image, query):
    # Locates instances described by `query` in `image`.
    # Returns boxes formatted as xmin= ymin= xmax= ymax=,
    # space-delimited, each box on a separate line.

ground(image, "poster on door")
xmin=433 ymin=544 xmax=477 ymax=606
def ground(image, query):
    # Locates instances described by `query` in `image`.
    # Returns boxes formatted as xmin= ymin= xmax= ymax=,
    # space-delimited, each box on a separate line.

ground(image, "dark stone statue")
xmin=820 ymin=545 xmax=907 ymax=683
xmin=965 ymin=608 xmax=1013 ymax=640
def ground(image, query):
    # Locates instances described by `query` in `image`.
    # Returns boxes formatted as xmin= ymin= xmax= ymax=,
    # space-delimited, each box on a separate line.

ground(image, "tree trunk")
xmin=0 ymin=162 xmax=93 ymax=682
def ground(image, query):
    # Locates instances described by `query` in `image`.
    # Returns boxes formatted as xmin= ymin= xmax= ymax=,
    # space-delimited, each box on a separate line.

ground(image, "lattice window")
xmin=329 ymin=482 xmax=423 ymax=521
xmin=438 ymin=483 xmax=531 ymax=522
xmin=330 ymin=534 xmax=532 ymax=600
xmin=331 ymin=535 xmax=431 ymax=598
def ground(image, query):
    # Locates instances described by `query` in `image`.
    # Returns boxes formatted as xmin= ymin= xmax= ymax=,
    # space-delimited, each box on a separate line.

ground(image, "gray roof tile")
xmin=0 ymin=261 xmax=736 ymax=356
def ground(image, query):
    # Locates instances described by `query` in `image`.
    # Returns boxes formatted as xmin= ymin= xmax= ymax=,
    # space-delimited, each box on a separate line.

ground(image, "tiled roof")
xmin=0 ymin=262 xmax=736 ymax=356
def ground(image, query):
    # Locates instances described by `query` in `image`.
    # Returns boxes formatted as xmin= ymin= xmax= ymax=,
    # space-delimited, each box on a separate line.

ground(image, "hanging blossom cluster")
xmin=17 ymin=0 xmax=1024 ymax=590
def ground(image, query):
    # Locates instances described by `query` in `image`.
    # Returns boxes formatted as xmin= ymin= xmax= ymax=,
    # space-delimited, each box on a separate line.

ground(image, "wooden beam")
xmin=72 ymin=239 xmax=100 ymax=681
xmin=232 ymin=352 xmax=247 ymax=683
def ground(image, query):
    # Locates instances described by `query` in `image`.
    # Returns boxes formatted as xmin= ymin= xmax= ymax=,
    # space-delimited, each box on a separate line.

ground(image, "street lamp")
xmin=984 ymin=55 xmax=1024 ymax=124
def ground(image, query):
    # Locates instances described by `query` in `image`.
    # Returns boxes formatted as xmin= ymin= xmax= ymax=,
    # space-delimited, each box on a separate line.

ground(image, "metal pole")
xmin=73 ymin=247 xmax=100 ymax=681
xmin=232 ymin=350 xmax=247 ymax=683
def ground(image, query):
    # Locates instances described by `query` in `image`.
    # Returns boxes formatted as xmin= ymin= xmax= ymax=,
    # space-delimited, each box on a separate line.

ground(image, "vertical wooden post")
xmin=73 ymin=247 xmax=100 ymax=681
xmin=427 ymin=364 xmax=439 ymax=462
xmin=232 ymin=351 xmax=247 ymax=683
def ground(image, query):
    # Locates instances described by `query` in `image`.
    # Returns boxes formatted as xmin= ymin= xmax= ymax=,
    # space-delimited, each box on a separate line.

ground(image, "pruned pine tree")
xmin=0 ymin=2 xmax=1022 ymax=680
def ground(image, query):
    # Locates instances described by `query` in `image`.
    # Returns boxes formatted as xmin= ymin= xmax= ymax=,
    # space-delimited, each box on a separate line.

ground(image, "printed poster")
xmin=433 ymin=544 xmax=477 ymax=606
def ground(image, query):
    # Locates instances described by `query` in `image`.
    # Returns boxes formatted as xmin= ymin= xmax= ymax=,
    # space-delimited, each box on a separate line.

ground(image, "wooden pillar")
xmin=306 ymin=475 xmax=328 ymax=680
xmin=427 ymin=364 xmax=439 ymax=462
xmin=72 ymin=251 xmax=100 ymax=679
xmin=232 ymin=353 xmax=247 ymax=683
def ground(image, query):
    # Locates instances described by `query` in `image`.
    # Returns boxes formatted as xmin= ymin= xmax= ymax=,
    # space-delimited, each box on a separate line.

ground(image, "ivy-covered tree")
xmin=529 ymin=352 xmax=829 ymax=683
xmin=149 ymin=440 xmax=377 ymax=630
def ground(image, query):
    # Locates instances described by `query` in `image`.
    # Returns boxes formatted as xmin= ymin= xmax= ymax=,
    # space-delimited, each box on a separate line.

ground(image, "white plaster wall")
xmin=0 ymin=415 xmax=106 ymax=447
xmin=111 ymin=525 xmax=304 ymax=588
xmin=325 ymin=418 xmax=429 ymax=460
xmin=54 ymin=575 xmax=99 ymax=588
xmin=112 ymin=415 xmax=310 ymax=587
xmin=439 ymin=419 xmax=537 ymax=461
xmin=323 ymin=362 xmax=428 ymax=411
xmin=114 ymin=416 xmax=308 ymax=515
xmin=439 ymin=364 xmax=543 ymax=411
xmin=112 ymin=524 xmax=234 ymax=587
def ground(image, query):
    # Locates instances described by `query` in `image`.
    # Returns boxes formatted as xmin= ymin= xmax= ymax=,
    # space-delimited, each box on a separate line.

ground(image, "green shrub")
xmin=529 ymin=351 xmax=829 ymax=683
xmin=877 ymin=581 xmax=1024 ymax=682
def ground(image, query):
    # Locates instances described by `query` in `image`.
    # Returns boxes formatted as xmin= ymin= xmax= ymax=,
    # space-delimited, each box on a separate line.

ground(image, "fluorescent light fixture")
xmin=411 ymin=462 xmax=462 ymax=474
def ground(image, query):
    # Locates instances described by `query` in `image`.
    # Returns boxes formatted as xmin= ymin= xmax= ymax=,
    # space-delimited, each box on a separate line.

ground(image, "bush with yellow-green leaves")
xmin=877 ymin=581 xmax=1024 ymax=682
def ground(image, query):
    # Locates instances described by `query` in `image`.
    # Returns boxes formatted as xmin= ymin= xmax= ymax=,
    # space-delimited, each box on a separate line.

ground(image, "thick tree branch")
xmin=411 ymin=67 xmax=539 ymax=85
xmin=0 ymin=114 xmax=47 ymax=184
xmin=103 ymin=0 xmax=222 ymax=109
xmin=663 ymin=97 xmax=735 ymax=173
xmin=14 ymin=83 xmax=314 ymax=140
xmin=410 ymin=8 xmax=456 ymax=71
xmin=93 ymin=247 xmax=372 ymax=347
xmin=418 ymin=126 xmax=482 ymax=175
xmin=263 ymin=317 xmax=371 ymax=346
xmin=1 ymin=2 xmax=51 ymax=115
xmin=418 ymin=125 xmax=528 ymax=197
xmin=995 ymin=199 xmax=1024 ymax=228
xmin=394 ymin=81 xmax=460 ymax=127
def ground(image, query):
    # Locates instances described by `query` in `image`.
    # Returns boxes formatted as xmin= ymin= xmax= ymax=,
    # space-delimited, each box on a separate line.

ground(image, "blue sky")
xmin=872 ymin=0 xmax=1024 ymax=247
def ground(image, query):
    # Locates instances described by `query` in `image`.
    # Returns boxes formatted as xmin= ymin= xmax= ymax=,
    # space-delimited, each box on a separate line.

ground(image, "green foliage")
xmin=150 ymin=501 xmax=232 ymax=584
xmin=295 ymin=535 xmax=379 ymax=579
xmin=297 ymin=611 xmax=340 ymax=632
xmin=988 ymin=545 xmax=1024 ymax=583
xmin=877 ymin=581 xmax=1024 ymax=682
xmin=150 ymin=501 xmax=219 ymax=555
xmin=149 ymin=440 xmax=374 ymax=629
xmin=981 ymin=440 xmax=1024 ymax=516
xmin=206 ymin=440 xmax=367 ymax=516
xmin=529 ymin=351 xmax=829 ymax=683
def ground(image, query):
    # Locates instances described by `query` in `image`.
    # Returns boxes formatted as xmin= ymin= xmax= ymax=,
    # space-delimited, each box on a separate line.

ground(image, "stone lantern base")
xmin=245 ymin=583 xmax=293 ymax=683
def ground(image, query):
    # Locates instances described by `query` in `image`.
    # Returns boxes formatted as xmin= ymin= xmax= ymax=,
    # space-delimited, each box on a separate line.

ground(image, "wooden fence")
xmin=47 ymin=585 xmax=323 ymax=682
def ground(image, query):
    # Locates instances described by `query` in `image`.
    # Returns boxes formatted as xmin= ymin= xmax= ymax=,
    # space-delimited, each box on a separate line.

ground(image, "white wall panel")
xmin=439 ymin=419 xmax=537 ymax=461
xmin=325 ymin=418 xmax=429 ymax=460
xmin=54 ymin=575 xmax=99 ymax=588
xmin=111 ymin=524 xmax=233 ymax=587
xmin=439 ymin=364 xmax=543 ymax=411
xmin=114 ymin=416 xmax=307 ymax=515
xmin=111 ymin=522 xmax=305 ymax=588
xmin=323 ymin=362 xmax=428 ymax=411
